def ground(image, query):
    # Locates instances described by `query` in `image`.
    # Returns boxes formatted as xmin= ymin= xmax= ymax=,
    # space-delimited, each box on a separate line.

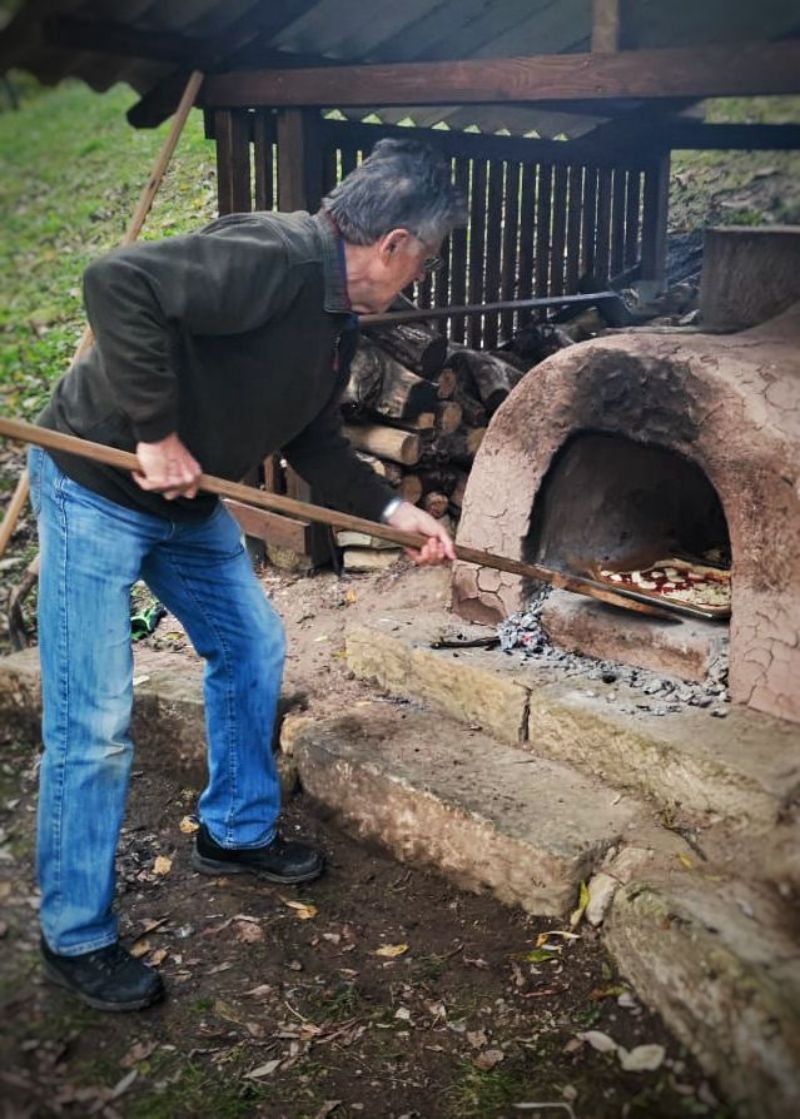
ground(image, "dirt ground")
xmin=0 ymin=446 xmax=737 ymax=1119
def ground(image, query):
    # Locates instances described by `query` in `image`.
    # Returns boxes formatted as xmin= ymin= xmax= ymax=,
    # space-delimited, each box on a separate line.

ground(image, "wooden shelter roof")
xmin=1 ymin=0 xmax=799 ymax=136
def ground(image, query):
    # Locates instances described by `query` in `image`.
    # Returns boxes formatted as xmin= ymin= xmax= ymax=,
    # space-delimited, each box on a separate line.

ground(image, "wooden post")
xmin=640 ymin=152 xmax=670 ymax=290
xmin=591 ymin=0 xmax=621 ymax=53
xmin=277 ymin=108 xmax=323 ymax=213
xmin=215 ymin=108 xmax=252 ymax=215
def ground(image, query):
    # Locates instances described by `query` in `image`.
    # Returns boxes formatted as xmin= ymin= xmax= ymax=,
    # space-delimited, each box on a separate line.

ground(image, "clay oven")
xmin=453 ymin=302 xmax=800 ymax=725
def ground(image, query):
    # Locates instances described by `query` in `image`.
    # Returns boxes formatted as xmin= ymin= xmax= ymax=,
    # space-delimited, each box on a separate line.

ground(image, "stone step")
xmin=605 ymin=876 xmax=800 ymax=1119
xmin=346 ymin=610 xmax=800 ymax=832
xmin=291 ymin=703 xmax=646 ymax=916
xmin=0 ymin=647 xmax=207 ymax=766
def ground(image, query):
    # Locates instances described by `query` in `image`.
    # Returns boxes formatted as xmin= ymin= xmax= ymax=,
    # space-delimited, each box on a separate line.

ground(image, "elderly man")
xmin=28 ymin=138 xmax=465 ymax=1011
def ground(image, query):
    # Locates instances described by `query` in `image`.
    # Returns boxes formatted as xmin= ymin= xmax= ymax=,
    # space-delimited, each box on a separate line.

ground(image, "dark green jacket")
xmin=39 ymin=209 xmax=394 ymax=522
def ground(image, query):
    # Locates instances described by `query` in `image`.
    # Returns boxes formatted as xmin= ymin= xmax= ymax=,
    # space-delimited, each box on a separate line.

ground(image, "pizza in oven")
xmin=592 ymin=558 xmax=731 ymax=615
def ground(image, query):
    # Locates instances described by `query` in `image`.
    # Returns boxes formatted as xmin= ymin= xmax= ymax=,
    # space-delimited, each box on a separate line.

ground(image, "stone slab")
xmin=293 ymin=704 xmax=644 ymax=916
xmin=605 ymin=877 xmax=800 ymax=1119
xmin=530 ymin=679 xmax=800 ymax=831
xmin=346 ymin=617 xmax=532 ymax=746
xmin=0 ymin=647 xmax=208 ymax=772
xmin=346 ymin=609 xmax=800 ymax=831
xmin=540 ymin=589 xmax=726 ymax=683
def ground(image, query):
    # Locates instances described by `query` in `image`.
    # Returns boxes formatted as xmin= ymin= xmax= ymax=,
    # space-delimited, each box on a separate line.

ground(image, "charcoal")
xmin=498 ymin=590 xmax=729 ymax=717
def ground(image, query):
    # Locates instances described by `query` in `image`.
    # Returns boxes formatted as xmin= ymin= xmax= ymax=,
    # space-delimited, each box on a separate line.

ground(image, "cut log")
xmin=410 ymin=466 xmax=469 ymax=498
xmin=399 ymin=474 xmax=424 ymax=505
xmin=344 ymin=424 xmax=421 ymax=466
xmin=435 ymin=367 xmax=458 ymax=399
xmin=448 ymin=347 xmax=524 ymax=415
xmin=336 ymin=530 xmax=399 ymax=551
xmin=452 ymin=388 xmax=487 ymax=429
xmin=364 ymin=294 xmax=448 ymax=378
xmin=343 ymin=547 xmax=403 ymax=572
xmin=343 ymin=337 xmax=438 ymax=420
xmin=421 ymin=491 xmax=450 ymax=519
xmin=421 ymin=426 xmax=486 ymax=466
xmin=394 ymin=412 xmax=435 ymax=431
xmin=355 ymin=451 xmax=403 ymax=485
xmin=436 ymin=401 xmax=463 ymax=434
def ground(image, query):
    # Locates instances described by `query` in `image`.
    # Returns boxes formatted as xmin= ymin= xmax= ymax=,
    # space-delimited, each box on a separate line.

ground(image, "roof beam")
xmin=201 ymin=40 xmax=800 ymax=108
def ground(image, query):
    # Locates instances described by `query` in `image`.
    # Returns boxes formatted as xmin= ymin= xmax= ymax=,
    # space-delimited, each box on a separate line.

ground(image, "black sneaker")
xmin=192 ymin=823 xmax=324 ymax=884
xmin=41 ymin=938 xmax=165 ymax=1012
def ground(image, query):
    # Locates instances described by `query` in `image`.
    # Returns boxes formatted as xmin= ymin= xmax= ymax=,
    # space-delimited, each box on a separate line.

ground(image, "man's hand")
xmin=134 ymin=433 xmax=202 ymax=500
xmin=386 ymin=500 xmax=456 ymax=566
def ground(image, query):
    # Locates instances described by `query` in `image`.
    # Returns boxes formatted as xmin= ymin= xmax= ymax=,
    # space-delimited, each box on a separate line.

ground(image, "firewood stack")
xmin=338 ymin=299 xmax=525 ymax=570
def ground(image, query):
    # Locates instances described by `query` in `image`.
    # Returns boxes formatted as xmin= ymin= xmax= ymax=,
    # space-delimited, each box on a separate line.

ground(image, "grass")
xmin=669 ymin=96 xmax=800 ymax=231
xmin=0 ymin=75 xmax=217 ymax=425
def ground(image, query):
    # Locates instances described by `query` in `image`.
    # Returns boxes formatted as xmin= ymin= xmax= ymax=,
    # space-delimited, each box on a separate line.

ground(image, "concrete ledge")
xmin=605 ymin=878 xmax=800 ymax=1119
xmin=346 ymin=610 xmax=800 ymax=831
xmin=293 ymin=705 xmax=644 ymax=916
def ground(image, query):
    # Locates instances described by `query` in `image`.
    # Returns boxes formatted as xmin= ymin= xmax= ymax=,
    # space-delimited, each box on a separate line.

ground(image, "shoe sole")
xmin=191 ymin=849 xmax=324 ymax=884
xmin=42 ymin=961 xmax=165 ymax=1013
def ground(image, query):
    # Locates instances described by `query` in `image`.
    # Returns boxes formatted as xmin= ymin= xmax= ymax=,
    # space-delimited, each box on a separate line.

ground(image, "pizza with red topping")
xmin=592 ymin=558 xmax=731 ymax=616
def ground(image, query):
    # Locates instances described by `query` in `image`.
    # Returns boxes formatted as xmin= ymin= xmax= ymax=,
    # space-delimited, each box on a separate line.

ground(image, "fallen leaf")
xmin=676 ymin=853 xmax=694 ymax=871
xmin=208 ymin=961 xmax=234 ymax=975
xmin=577 ymin=1030 xmax=618 ymax=1054
xmin=110 ymin=1068 xmax=138 ymax=1100
xmin=148 ymin=947 xmax=168 ymax=967
xmin=463 ymin=955 xmax=489 ymax=969
xmin=375 ymin=943 xmax=408 ymax=958
xmin=618 ymin=1043 xmax=665 ymax=1072
xmin=394 ymin=1007 xmax=412 ymax=1022
xmin=244 ymin=984 xmax=273 ymax=998
xmin=313 ymin=1102 xmax=342 ymax=1119
xmin=467 ymin=1029 xmax=488 ymax=1050
xmin=569 ymin=880 xmax=590 ymax=928
xmin=244 ymin=1059 xmax=281 ymax=1080
xmin=590 ymin=985 xmax=626 ymax=1001
xmin=139 ymin=916 xmax=170 ymax=935
xmin=120 ymin=1040 xmax=158 ymax=1068
xmin=179 ymin=816 xmax=200 ymax=835
xmin=474 ymin=1048 xmax=505 ymax=1071
xmin=130 ymin=939 xmax=152 ymax=959
xmin=525 ymin=948 xmax=554 ymax=964
xmin=282 ymin=899 xmax=318 ymax=921
xmin=153 ymin=855 xmax=173 ymax=876
xmin=235 ymin=920 xmax=264 ymax=944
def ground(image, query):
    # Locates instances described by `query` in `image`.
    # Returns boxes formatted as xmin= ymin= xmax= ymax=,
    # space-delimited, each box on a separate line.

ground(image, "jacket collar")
xmin=312 ymin=210 xmax=352 ymax=314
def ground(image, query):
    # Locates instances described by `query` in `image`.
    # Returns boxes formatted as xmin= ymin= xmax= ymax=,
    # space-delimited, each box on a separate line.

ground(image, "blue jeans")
xmin=28 ymin=448 xmax=285 ymax=955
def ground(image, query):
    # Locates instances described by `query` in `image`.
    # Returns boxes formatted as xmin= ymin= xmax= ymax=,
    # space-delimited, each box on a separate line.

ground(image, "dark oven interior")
xmin=524 ymin=431 xmax=731 ymax=584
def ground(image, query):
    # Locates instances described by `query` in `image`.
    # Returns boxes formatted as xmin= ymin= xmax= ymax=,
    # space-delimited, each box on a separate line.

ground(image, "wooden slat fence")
xmin=207 ymin=110 xmax=661 ymax=348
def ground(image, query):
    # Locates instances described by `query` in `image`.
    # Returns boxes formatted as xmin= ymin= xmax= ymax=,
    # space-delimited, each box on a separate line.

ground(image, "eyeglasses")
xmin=422 ymin=255 xmax=443 ymax=275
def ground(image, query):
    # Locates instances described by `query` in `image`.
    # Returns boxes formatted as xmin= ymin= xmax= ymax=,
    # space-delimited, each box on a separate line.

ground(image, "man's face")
xmin=348 ymin=229 xmax=441 ymax=314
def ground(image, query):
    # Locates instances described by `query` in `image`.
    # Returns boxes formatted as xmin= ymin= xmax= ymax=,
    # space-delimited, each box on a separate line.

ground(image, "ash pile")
xmin=498 ymin=589 xmax=730 ymax=719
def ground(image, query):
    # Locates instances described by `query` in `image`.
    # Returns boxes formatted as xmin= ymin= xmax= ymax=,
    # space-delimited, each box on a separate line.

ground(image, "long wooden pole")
xmin=360 ymin=291 xmax=616 ymax=327
xmin=0 ymin=70 xmax=204 ymax=562
xmin=0 ymin=417 xmax=723 ymax=623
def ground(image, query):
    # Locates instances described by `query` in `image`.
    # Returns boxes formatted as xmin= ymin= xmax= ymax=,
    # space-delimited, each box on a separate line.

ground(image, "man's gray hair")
xmin=322 ymin=138 xmax=467 ymax=247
